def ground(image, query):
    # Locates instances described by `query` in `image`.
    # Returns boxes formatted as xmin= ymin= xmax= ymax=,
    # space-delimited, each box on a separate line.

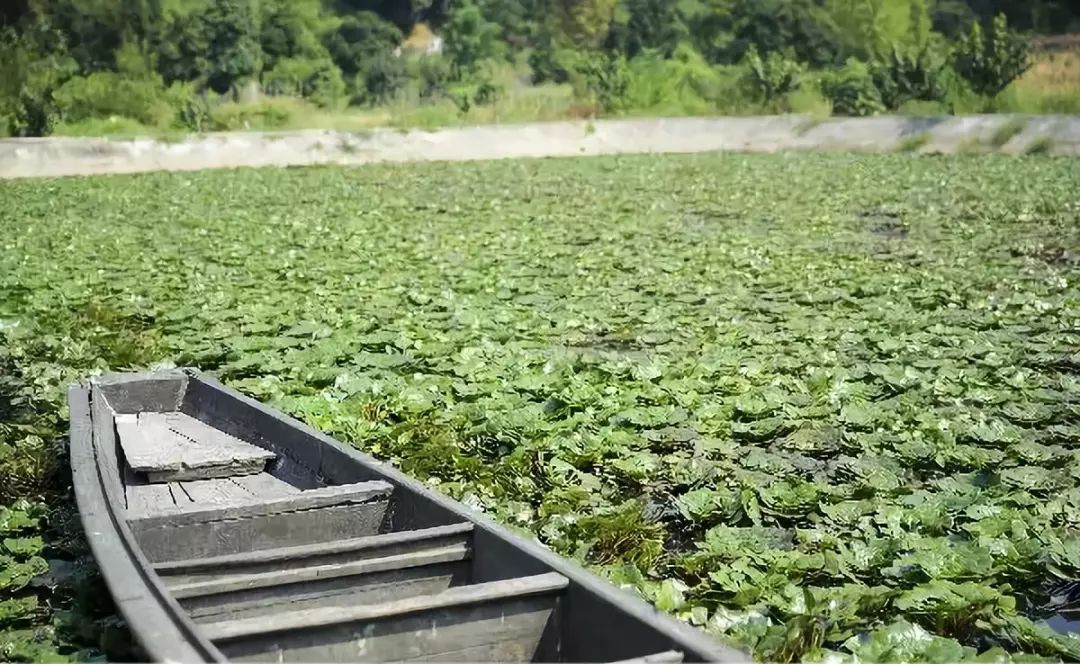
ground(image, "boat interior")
xmin=81 ymin=370 xmax=711 ymax=664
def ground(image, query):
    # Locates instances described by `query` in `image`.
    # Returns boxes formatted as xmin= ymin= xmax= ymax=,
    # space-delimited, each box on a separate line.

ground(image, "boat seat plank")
xmin=131 ymin=482 xmax=393 ymax=563
xmin=609 ymin=651 xmax=685 ymax=663
xmin=116 ymin=412 xmax=276 ymax=483
xmin=176 ymin=545 xmax=472 ymax=624
xmin=230 ymin=472 xmax=299 ymax=498
xmin=173 ymin=544 xmax=470 ymax=599
xmin=125 ymin=481 xmax=176 ymax=517
xmin=177 ymin=477 xmax=256 ymax=505
xmin=205 ymin=573 xmax=568 ymax=663
xmin=129 ymin=480 xmax=392 ymax=527
xmin=155 ymin=523 xmax=473 ymax=586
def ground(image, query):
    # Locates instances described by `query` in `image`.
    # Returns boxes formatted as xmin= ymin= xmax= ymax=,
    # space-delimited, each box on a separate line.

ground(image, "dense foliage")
xmin=1 ymin=0 xmax=1078 ymax=136
xmin=2 ymin=153 xmax=1079 ymax=660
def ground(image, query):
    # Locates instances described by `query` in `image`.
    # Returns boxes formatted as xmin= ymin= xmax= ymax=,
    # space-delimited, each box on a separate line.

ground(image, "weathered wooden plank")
xmin=92 ymin=370 xmax=187 ymax=414
xmin=125 ymin=482 xmax=176 ymax=517
xmin=129 ymin=480 xmax=392 ymax=529
xmin=176 ymin=477 xmax=254 ymax=506
xmin=229 ymin=473 xmax=299 ymax=498
xmin=204 ymin=572 xmax=568 ymax=641
xmin=172 ymin=544 xmax=470 ymax=599
xmin=155 ymin=523 xmax=473 ymax=585
xmin=187 ymin=562 xmax=468 ymax=624
xmin=207 ymin=574 xmax=567 ymax=663
xmin=135 ymin=501 xmax=388 ymax=563
xmin=223 ymin=597 xmax=558 ymax=663
xmin=117 ymin=412 xmax=276 ymax=483
xmin=610 ymin=651 xmax=685 ymax=664
xmin=179 ymin=546 xmax=472 ymax=624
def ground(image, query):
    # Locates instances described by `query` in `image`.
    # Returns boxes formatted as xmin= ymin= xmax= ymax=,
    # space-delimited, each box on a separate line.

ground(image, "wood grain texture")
xmin=128 ymin=480 xmax=392 ymax=528
xmin=117 ymin=412 xmax=275 ymax=482
xmin=205 ymin=572 xmax=567 ymax=641
xmin=208 ymin=574 xmax=568 ymax=663
xmin=230 ymin=473 xmax=299 ymax=498
xmin=155 ymin=523 xmax=473 ymax=585
xmin=184 ymin=561 xmax=470 ymax=624
xmin=172 ymin=544 xmax=470 ymax=598
xmin=134 ymin=501 xmax=388 ymax=563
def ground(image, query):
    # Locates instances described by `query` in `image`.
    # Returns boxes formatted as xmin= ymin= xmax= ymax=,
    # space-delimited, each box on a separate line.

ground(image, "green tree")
xmin=555 ymin=0 xmax=617 ymax=49
xmin=157 ymin=0 xmax=264 ymax=94
xmin=827 ymin=0 xmax=932 ymax=60
xmin=952 ymin=13 xmax=1029 ymax=97
xmin=687 ymin=0 xmax=842 ymax=67
xmin=443 ymin=0 xmax=504 ymax=75
xmin=323 ymin=11 xmax=402 ymax=78
xmin=0 ymin=20 xmax=77 ymax=136
xmin=259 ymin=0 xmax=325 ymax=69
xmin=202 ymin=0 xmax=263 ymax=94
xmin=336 ymin=0 xmax=438 ymax=32
xmin=607 ymin=0 xmax=688 ymax=58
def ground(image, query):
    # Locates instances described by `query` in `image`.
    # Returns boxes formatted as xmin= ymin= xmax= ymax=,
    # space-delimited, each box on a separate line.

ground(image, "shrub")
xmin=820 ymin=58 xmax=886 ymax=116
xmin=786 ymin=84 xmax=832 ymax=117
xmin=208 ymin=98 xmax=299 ymax=131
xmin=415 ymin=55 xmax=453 ymax=100
xmin=871 ymin=45 xmax=948 ymax=110
xmin=568 ymin=51 xmax=630 ymax=113
xmin=621 ymin=45 xmax=723 ymax=115
xmin=952 ymin=14 xmax=1030 ymax=98
xmin=528 ymin=44 xmax=575 ymax=85
xmin=262 ymin=56 xmax=346 ymax=108
xmin=164 ymin=82 xmax=213 ymax=132
xmin=357 ymin=52 xmax=408 ymax=104
xmin=745 ymin=47 xmax=804 ymax=103
xmin=53 ymin=72 xmax=174 ymax=127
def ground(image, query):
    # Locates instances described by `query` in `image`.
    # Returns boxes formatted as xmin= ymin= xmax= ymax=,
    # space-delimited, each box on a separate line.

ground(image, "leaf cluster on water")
xmin=0 ymin=152 xmax=1079 ymax=661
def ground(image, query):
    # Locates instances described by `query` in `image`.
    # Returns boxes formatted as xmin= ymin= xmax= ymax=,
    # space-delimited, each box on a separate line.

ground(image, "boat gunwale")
xmin=68 ymin=383 xmax=227 ymax=663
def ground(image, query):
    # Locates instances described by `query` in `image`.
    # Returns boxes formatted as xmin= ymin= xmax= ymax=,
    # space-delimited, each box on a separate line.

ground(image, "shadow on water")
xmin=1031 ymin=580 xmax=1080 ymax=635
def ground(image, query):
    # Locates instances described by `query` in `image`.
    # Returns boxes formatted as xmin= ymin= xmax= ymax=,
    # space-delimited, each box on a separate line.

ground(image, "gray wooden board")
xmin=125 ymin=481 xmax=176 ymax=517
xmin=128 ymin=480 xmax=391 ymax=528
xmin=222 ymin=599 xmax=556 ymax=663
xmin=185 ymin=561 xmax=470 ymax=624
xmin=91 ymin=371 xmax=187 ymax=414
xmin=116 ymin=411 xmax=276 ymax=483
xmin=230 ymin=473 xmax=298 ymax=498
xmin=177 ymin=477 xmax=253 ymax=505
xmin=156 ymin=523 xmax=473 ymax=585
xmin=172 ymin=544 xmax=470 ymax=598
xmin=135 ymin=501 xmax=388 ymax=563
xmin=210 ymin=585 xmax=563 ymax=663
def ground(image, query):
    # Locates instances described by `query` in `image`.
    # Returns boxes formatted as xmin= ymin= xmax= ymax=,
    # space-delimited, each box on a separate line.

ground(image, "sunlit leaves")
xmin=1 ymin=152 xmax=1079 ymax=661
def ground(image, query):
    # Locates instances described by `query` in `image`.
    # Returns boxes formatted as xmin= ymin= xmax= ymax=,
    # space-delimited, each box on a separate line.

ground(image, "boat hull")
xmin=69 ymin=368 xmax=747 ymax=663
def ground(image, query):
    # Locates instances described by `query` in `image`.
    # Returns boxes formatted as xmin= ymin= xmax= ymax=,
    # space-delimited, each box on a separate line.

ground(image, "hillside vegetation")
xmin=2 ymin=0 xmax=1080 ymax=137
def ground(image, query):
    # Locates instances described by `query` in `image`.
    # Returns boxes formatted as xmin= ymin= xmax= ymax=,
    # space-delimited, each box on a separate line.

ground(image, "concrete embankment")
xmin=1 ymin=114 xmax=1077 ymax=179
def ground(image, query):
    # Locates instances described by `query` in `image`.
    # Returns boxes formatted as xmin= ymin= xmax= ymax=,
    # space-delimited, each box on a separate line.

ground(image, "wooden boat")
xmin=68 ymin=368 xmax=747 ymax=663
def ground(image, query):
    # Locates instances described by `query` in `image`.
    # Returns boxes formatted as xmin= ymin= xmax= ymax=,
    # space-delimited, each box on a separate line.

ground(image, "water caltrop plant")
xmin=0 ymin=152 xmax=1079 ymax=661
